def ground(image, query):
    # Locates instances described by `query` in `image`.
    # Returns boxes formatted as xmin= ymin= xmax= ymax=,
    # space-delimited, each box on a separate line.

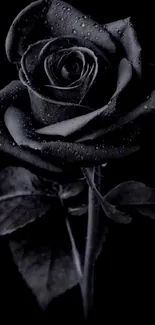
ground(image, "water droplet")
xmin=61 ymin=17 xmax=64 ymax=21
xmin=83 ymin=15 xmax=87 ymax=19
xmin=101 ymin=163 xmax=107 ymax=167
xmin=87 ymin=32 xmax=90 ymax=36
xmin=144 ymin=105 xmax=148 ymax=109
xmin=81 ymin=23 xmax=85 ymax=28
xmin=56 ymin=2 xmax=60 ymax=6
xmin=72 ymin=29 xmax=77 ymax=34
xmin=95 ymin=36 xmax=99 ymax=40
xmin=93 ymin=23 xmax=98 ymax=28
xmin=78 ymin=17 xmax=81 ymax=21
xmin=67 ymin=7 xmax=71 ymax=11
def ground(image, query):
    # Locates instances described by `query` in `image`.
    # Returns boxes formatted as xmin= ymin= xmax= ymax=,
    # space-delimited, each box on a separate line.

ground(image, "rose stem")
xmin=81 ymin=167 xmax=101 ymax=321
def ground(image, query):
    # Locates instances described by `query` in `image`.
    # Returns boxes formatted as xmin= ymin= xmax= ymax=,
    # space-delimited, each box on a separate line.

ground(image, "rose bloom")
xmin=0 ymin=0 xmax=154 ymax=176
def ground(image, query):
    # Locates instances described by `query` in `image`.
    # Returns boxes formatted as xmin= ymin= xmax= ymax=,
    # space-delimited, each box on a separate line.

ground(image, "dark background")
xmin=0 ymin=1 xmax=155 ymax=323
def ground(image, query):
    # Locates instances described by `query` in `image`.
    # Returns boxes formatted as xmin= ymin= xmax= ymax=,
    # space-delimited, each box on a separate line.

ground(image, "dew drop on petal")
xmin=101 ymin=163 xmax=107 ymax=167
xmin=93 ymin=23 xmax=98 ymax=28
xmin=72 ymin=29 xmax=77 ymax=34
xmin=87 ymin=32 xmax=90 ymax=36
xmin=81 ymin=23 xmax=85 ymax=28
xmin=144 ymin=105 xmax=148 ymax=109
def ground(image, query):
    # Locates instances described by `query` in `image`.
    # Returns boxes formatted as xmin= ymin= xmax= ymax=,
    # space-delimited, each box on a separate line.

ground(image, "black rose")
xmin=1 ymin=0 xmax=150 ymax=171
xmin=0 ymin=0 xmax=154 ymax=169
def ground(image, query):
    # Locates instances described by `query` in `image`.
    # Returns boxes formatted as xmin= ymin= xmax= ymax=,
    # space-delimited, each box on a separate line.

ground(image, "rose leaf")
xmin=9 ymin=213 xmax=79 ymax=309
xmin=0 ymin=166 xmax=58 ymax=235
xmin=82 ymin=167 xmax=131 ymax=224
xmin=105 ymin=181 xmax=155 ymax=219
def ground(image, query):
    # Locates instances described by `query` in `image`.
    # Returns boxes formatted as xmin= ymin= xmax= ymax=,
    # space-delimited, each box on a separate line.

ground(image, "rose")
xmin=1 ymin=2 xmax=155 ymax=313
xmin=1 ymin=0 xmax=155 ymax=173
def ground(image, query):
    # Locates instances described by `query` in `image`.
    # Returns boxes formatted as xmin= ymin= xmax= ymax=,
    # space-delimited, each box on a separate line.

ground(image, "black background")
xmin=0 ymin=1 xmax=155 ymax=323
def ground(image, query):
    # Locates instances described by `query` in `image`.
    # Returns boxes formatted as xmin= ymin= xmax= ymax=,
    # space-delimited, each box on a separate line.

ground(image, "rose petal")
xmin=35 ymin=59 xmax=132 ymax=139
xmin=19 ymin=68 xmax=92 ymax=126
xmin=0 ymin=80 xmax=28 ymax=116
xmin=43 ymin=46 xmax=98 ymax=104
xmin=20 ymin=139 xmax=139 ymax=166
xmin=105 ymin=18 xmax=130 ymax=39
xmin=6 ymin=0 xmax=116 ymax=63
xmin=4 ymin=106 xmax=41 ymax=149
xmin=0 ymin=121 xmax=63 ymax=174
xmin=1 ymin=104 xmax=139 ymax=167
xmin=121 ymin=19 xmax=142 ymax=77
xmin=21 ymin=37 xmax=98 ymax=105
xmin=77 ymin=90 xmax=155 ymax=143
xmin=21 ymin=39 xmax=51 ymax=85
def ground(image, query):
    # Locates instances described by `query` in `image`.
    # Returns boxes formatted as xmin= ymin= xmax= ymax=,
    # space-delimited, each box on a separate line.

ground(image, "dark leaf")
xmin=68 ymin=205 xmax=88 ymax=217
xmin=105 ymin=181 xmax=155 ymax=219
xmin=0 ymin=166 xmax=57 ymax=235
xmin=82 ymin=167 xmax=131 ymax=224
xmin=9 ymin=212 xmax=79 ymax=308
xmin=58 ymin=179 xmax=86 ymax=201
